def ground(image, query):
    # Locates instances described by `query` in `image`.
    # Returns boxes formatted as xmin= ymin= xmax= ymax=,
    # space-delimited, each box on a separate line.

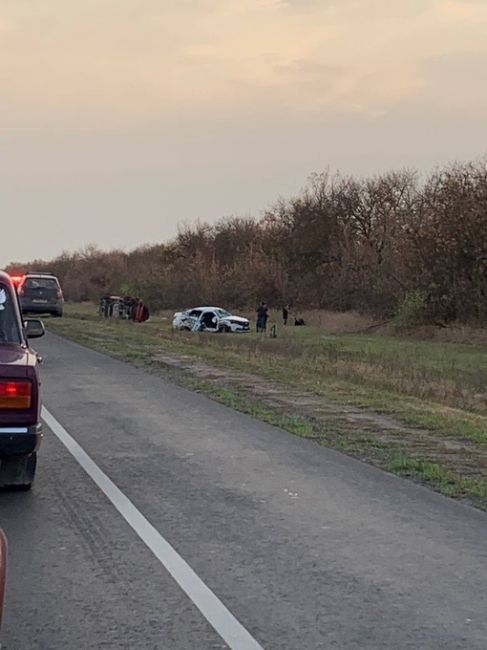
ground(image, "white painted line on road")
xmin=42 ymin=407 xmax=265 ymax=650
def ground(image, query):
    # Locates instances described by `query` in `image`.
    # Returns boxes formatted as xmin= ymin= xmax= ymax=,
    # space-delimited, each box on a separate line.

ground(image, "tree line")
xmin=8 ymin=160 xmax=487 ymax=324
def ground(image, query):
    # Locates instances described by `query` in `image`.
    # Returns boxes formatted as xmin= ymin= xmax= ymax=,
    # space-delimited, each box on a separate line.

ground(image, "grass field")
xmin=44 ymin=303 xmax=487 ymax=508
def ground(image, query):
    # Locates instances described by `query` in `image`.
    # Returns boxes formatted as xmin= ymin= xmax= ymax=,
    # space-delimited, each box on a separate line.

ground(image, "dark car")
xmin=0 ymin=271 xmax=45 ymax=489
xmin=18 ymin=272 xmax=64 ymax=317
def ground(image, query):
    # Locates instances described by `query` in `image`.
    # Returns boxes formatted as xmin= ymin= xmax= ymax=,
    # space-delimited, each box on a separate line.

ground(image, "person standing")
xmin=256 ymin=301 xmax=269 ymax=333
xmin=282 ymin=304 xmax=289 ymax=326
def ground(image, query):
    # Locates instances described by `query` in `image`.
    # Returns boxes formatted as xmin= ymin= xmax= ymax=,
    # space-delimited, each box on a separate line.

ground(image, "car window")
xmin=24 ymin=278 xmax=59 ymax=290
xmin=189 ymin=309 xmax=202 ymax=317
xmin=0 ymin=285 xmax=22 ymax=344
xmin=216 ymin=309 xmax=231 ymax=318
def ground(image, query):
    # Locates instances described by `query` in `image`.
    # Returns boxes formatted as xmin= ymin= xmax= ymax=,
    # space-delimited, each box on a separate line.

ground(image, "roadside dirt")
xmin=154 ymin=351 xmax=487 ymax=480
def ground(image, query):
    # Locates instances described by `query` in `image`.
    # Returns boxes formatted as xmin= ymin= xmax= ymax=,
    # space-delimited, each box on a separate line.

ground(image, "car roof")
xmin=25 ymin=272 xmax=58 ymax=278
xmin=190 ymin=306 xmax=226 ymax=311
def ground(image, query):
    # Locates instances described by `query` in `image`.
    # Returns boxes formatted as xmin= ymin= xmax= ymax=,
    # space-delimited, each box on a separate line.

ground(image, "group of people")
xmin=255 ymin=302 xmax=305 ymax=333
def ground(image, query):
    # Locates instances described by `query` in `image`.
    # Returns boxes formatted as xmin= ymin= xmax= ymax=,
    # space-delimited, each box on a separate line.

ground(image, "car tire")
xmin=0 ymin=453 xmax=37 ymax=490
xmin=53 ymin=310 xmax=63 ymax=318
xmin=219 ymin=325 xmax=231 ymax=333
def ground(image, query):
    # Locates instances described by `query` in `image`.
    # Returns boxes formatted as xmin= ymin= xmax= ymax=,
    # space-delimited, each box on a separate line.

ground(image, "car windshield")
xmin=0 ymin=285 xmax=22 ymax=344
xmin=215 ymin=308 xmax=231 ymax=318
xmin=24 ymin=278 xmax=58 ymax=290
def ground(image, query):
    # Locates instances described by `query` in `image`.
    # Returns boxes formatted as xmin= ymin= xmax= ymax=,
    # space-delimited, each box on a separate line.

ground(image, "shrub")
xmin=393 ymin=290 xmax=427 ymax=329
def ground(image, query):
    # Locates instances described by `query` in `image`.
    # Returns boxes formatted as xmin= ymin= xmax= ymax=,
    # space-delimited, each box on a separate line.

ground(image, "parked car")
xmin=173 ymin=307 xmax=250 ymax=333
xmin=17 ymin=272 xmax=64 ymax=317
xmin=0 ymin=271 xmax=45 ymax=489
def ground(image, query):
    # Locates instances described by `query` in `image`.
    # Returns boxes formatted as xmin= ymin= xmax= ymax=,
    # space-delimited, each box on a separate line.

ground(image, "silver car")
xmin=173 ymin=306 xmax=250 ymax=333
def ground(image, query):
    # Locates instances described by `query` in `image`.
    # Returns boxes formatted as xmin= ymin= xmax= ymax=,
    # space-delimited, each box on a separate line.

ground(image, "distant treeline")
xmin=8 ymin=160 xmax=487 ymax=323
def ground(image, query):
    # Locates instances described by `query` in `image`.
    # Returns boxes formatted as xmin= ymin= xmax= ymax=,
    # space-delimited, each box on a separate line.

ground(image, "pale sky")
xmin=1 ymin=0 xmax=487 ymax=266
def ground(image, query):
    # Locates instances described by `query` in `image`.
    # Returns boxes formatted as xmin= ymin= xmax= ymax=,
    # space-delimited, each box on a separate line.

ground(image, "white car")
xmin=172 ymin=307 xmax=250 ymax=333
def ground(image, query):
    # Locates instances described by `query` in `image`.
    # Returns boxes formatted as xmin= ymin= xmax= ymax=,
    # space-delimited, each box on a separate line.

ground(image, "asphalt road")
xmin=0 ymin=332 xmax=486 ymax=649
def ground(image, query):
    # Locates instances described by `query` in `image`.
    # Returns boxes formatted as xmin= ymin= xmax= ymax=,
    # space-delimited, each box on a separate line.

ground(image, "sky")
xmin=1 ymin=0 xmax=487 ymax=266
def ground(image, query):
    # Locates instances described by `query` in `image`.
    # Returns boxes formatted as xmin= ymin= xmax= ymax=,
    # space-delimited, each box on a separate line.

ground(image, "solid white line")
xmin=42 ymin=406 xmax=265 ymax=650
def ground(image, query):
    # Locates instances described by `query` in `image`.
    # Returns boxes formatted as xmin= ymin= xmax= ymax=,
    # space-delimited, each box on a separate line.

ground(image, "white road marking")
xmin=42 ymin=407 xmax=265 ymax=650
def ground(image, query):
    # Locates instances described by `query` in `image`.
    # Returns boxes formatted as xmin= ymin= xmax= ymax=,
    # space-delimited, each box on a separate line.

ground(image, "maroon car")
xmin=0 ymin=271 xmax=45 ymax=489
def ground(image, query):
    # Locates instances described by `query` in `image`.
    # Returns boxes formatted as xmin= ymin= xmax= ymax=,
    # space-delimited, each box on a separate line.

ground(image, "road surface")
xmin=0 ymin=333 xmax=486 ymax=649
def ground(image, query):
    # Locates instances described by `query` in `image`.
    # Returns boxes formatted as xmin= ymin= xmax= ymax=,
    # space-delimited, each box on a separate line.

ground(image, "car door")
xmin=201 ymin=311 xmax=218 ymax=331
xmin=186 ymin=309 xmax=202 ymax=331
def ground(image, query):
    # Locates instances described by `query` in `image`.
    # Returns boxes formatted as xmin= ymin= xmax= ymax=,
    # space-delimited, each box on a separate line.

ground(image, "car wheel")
xmin=219 ymin=324 xmax=231 ymax=333
xmin=0 ymin=453 xmax=37 ymax=490
xmin=53 ymin=309 xmax=63 ymax=318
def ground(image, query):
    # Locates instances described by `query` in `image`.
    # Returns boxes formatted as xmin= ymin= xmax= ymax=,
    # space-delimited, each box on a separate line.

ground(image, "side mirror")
xmin=25 ymin=319 xmax=45 ymax=339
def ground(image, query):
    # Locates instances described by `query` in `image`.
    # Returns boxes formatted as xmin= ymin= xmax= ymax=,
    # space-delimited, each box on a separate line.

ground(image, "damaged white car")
xmin=172 ymin=307 xmax=250 ymax=333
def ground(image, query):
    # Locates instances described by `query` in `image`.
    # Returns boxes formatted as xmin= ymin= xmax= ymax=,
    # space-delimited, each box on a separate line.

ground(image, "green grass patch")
xmin=387 ymin=455 xmax=487 ymax=504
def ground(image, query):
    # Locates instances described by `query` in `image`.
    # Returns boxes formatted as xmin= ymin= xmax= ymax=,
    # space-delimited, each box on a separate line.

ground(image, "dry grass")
xmin=157 ymin=308 xmax=373 ymax=333
xmin=159 ymin=306 xmax=487 ymax=343
xmin=407 ymin=324 xmax=487 ymax=345
xmin=282 ymin=309 xmax=373 ymax=332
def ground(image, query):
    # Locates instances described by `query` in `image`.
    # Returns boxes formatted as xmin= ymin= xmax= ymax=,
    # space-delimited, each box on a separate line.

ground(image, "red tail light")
xmin=10 ymin=275 xmax=23 ymax=288
xmin=0 ymin=381 xmax=32 ymax=409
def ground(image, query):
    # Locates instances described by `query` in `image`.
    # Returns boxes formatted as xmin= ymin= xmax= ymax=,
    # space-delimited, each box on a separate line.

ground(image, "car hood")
xmin=225 ymin=315 xmax=249 ymax=323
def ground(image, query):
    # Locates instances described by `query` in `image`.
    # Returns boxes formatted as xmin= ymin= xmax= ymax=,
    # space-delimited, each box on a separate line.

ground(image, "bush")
xmin=393 ymin=290 xmax=427 ymax=329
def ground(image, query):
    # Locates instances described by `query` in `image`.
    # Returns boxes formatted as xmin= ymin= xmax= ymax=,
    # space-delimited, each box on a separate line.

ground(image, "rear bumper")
xmin=21 ymin=300 xmax=62 ymax=314
xmin=0 ymin=423 xmax=43 ymax=457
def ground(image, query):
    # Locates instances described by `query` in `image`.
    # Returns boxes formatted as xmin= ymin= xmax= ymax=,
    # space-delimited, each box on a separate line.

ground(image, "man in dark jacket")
xmin=282 ymin=304 xmax=289 ymax=325
xmin=256 ymin=302 xmax=269 ymax=333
